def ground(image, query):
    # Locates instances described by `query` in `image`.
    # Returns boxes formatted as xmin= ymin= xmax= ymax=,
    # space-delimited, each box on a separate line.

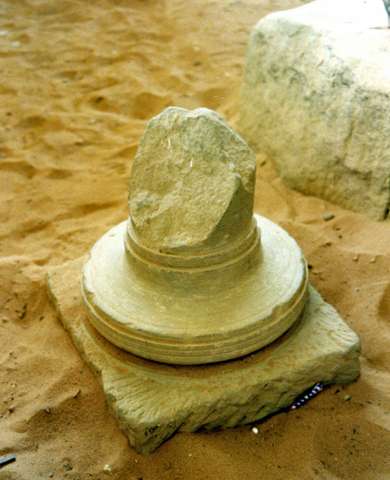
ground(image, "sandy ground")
xmin=0 ymin=0 xmax=389 ymax=478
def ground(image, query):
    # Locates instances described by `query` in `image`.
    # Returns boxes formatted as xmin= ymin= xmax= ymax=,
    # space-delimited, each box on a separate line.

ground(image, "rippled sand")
xmin=0 ymin=0 xmax=389 ymax=478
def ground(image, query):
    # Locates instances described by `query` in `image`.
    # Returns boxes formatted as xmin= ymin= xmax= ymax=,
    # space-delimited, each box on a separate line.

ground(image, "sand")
xmin=0 ymin=0 xmax=389 ymax=478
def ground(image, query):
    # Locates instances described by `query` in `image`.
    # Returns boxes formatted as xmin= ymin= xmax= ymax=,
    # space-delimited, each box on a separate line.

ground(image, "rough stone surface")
xmin=240 ymin=0 xmax=390 ymax=220
xmin=48 ymin=257 xmax=360 ymax=454
xmin=82 ymin=216 xmax=308 ymax=364
xmin=82 ymin=107 xmax=309 ymax=365
xmin=129 ymin=107 xmax=256 ymax=252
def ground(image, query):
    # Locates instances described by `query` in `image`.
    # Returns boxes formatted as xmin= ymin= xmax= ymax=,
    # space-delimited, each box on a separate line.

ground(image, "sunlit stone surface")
xmin=241 ymin=0 xmax=390 ymax=220
xmin=81 ymin=107 xmax=309 ymax=365
xmin=48 ymin=107 xmax=360 ymax=453
xmin=48 ymin=257 xmax=360 ymax=454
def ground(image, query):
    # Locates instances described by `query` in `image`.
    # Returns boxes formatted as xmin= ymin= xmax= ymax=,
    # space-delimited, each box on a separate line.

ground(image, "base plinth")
xmin=47 ymin=257 xmax=360 ymax=454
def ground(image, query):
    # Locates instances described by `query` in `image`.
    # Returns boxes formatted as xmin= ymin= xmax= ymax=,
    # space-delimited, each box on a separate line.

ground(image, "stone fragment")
xmin=128 ymin=107 xmax=256 ymax=252
xmin=322 ymin=212 xmax=335 ymax=222
xmin=48 ymin=257 xmax=360 ymax=454
xmin=240 ymin=0 xmax=390 ymax=220
xmin=63 ymin=461 xmax=73 ymax=472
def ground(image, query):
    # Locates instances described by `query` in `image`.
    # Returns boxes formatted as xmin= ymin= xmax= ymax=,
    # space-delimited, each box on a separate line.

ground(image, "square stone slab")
xmin=47 ymin=257 xmax=360 ymax=454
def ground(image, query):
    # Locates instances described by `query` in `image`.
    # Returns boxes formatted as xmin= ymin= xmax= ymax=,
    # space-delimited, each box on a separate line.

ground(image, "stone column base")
xmin=47 ymin=257 xmax=360 ymax=454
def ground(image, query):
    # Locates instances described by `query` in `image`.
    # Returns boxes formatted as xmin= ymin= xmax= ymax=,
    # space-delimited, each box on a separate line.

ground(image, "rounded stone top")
xmin=128 ymin=107 xmax=256 ymax=254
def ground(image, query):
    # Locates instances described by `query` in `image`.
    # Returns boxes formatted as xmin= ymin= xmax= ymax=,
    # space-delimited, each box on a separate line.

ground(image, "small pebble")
xmin=63 ymin=461 xmax=73 ymax=472
xmin=369 ymin=256 xmax=377 ymax=264
xmin=251 ymin=426 xmax=259 ymax=434
xmin=44 ymin=407 xmax=51 ymax=414
xmin=344 ymin=394 xmax=352 ymax=401
xmin=103 ymin=464 xmax=112 ymax=475
xmin=322 ymin=212 xmax=335 ymax=221
xmin=353 ymin=255 xmax=359 ymax=262
xmin=73 ymin=388 xmax=81 ymax=399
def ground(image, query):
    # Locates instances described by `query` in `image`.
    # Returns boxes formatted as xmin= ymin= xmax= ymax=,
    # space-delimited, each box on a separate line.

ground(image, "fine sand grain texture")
xmin=0 ymin=0 xmax=389 ymax=479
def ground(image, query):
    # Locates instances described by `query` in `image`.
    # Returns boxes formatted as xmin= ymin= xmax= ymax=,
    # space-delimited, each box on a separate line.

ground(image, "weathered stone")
xmin=240 ymin=0 xmax=390 ymax=220
xmin=82 ymin=214 xmax=308 ymax=365
xmin=48 ymin=106 xmax=360 ymax=453
xmin=48 ymin=257 xmax=360 ymax=454
xmin=129 ymin=107 xmax=256 ymax=252
xmin=82 ymin=108 xmax=309 ymax=365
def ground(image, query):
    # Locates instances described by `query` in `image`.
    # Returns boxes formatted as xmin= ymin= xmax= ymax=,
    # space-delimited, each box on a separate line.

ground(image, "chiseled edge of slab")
xmin=47 ymin=256 xmax=360 ymax=454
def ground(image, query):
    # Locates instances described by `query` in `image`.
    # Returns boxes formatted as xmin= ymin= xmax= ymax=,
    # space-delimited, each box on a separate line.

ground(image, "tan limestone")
xmin=240 ymin=0 xmax=390 ymax=220
xmin=81 ymin=107 xmax=308 ymax=364
xmin=128 ymin=107 xmax=256 ymax=253
xmin=47 ymin=106 xmax=360 ymax=453
xmin=48 ymin=257 xmax=360 ymax=454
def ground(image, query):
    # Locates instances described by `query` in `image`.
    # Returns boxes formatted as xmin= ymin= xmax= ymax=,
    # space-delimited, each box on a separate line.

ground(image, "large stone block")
xmin=48 ymin=257 xmax=360 ymax=454
xmin=240 ymin=0 xmax=390 ymax=220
